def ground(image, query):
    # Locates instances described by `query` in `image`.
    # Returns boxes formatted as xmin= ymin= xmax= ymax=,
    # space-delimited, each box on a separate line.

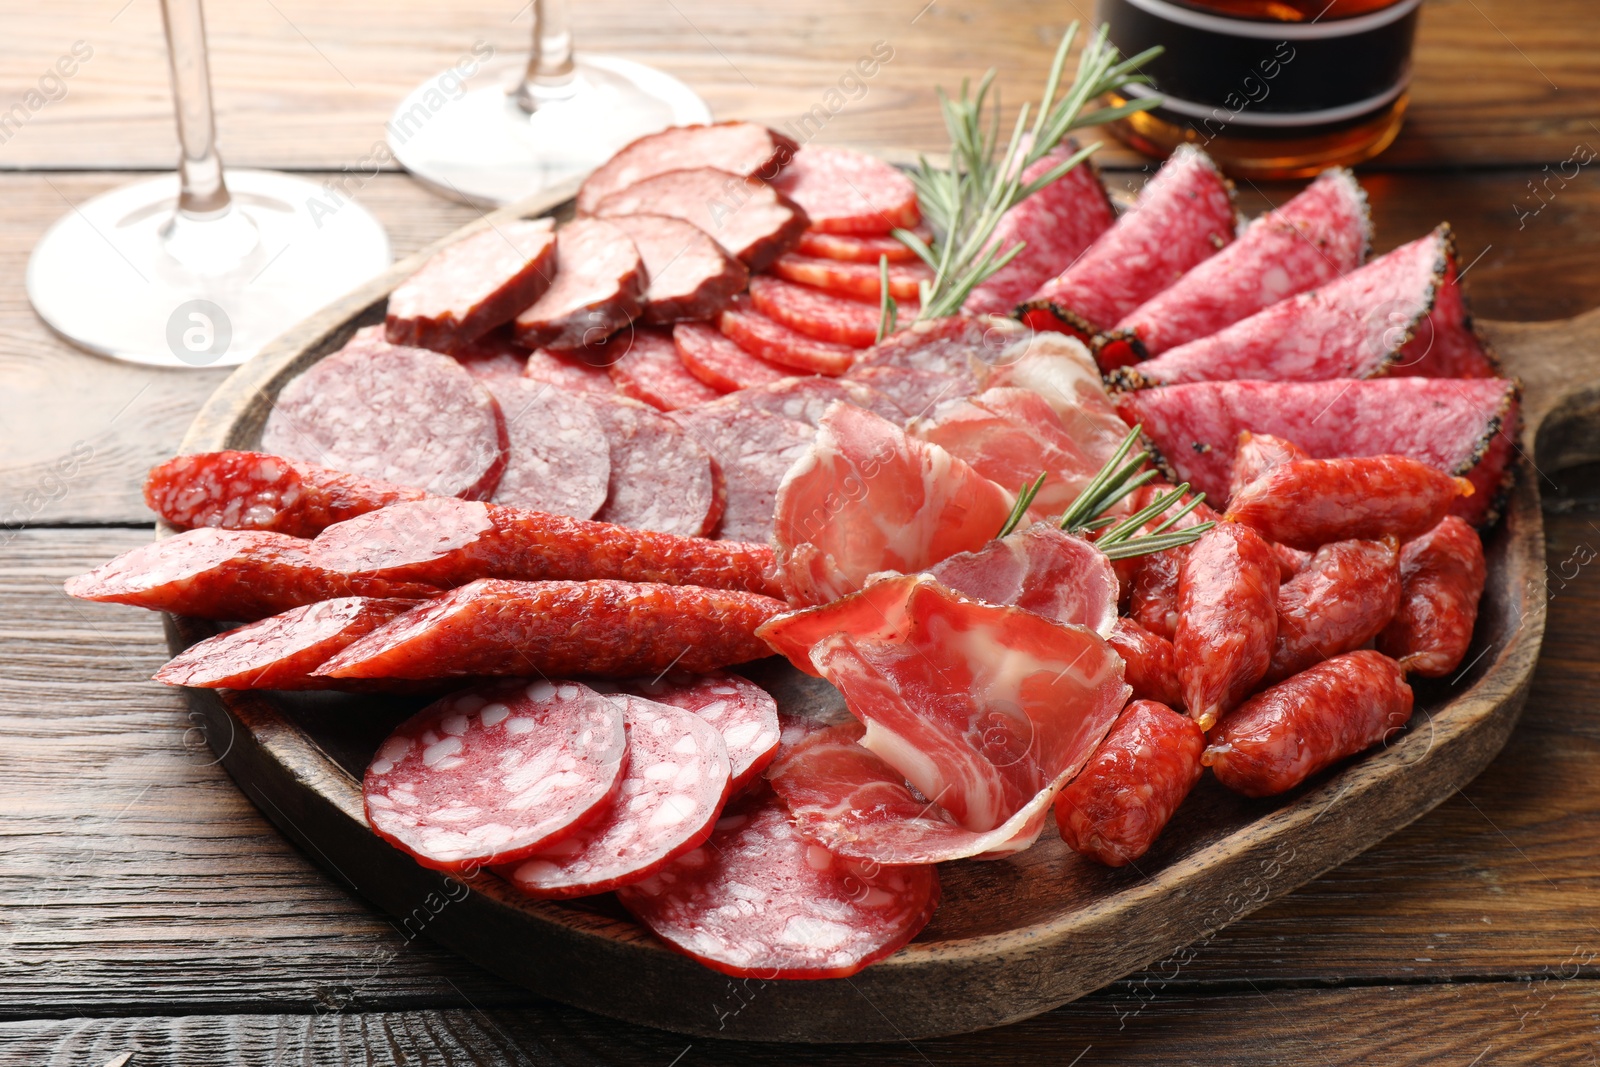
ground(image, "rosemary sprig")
xmin=996 ymin=471 xmax=1049 ymax=539
xmin=897 ymin=24 xmax=1161 ymax=320
xmin=876 ymin=255 xmax=898 ymax=343
xmin=1055 ymin=426 xmax=1216 ymax=560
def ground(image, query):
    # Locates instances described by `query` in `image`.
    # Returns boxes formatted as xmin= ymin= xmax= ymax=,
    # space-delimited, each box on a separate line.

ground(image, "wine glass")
xmin=26 ymin=0 xmax=391 ymax=369
xmin=387 ymin=0 xmax=711 ymax=207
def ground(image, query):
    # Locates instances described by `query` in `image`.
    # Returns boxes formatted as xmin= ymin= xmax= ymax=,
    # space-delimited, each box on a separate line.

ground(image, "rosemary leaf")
xmin=997 ymin=472 xmax=1049 ymax=539
xmin=876 ymin=256 xmax=899 ymax=343
xmin=1099 ymin=522 xmax=1216 ymax=561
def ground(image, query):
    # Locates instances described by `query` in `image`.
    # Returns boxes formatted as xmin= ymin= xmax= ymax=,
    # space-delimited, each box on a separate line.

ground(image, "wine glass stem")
xmin=160 ymin=0 xmax=230 ymax=217
xmin=513 ymin=0 xmax=577 ymax=113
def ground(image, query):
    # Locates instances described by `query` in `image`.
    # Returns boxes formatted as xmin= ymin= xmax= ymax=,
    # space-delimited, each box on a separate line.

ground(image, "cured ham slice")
xmin=973 ymin=330 xmax=1121 ymax=428
xmin=772 ymin=404 xmax=1014 ymax=605
xmin=927 ymin=523 xmax=1119 ymax=635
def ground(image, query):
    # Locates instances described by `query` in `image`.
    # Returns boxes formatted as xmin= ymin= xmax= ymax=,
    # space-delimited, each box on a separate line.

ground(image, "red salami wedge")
xmin=576 ymin=122 xmax=797 ymax=216
xmin=364 ymin=680 xmax=628 ymax=871
xmin=587 ymin=393 xmax=723 ymax=537
xmin=485 ymin=378 xmax=611 ymax=519
xmin=501 ymin=695 xmax=732 ymax=898
xmin=604 ymin=213 xmax=749 ymax=324
xmin=511 ymin=218 xmax=646 ymax=351
xmin=144 ymin=450 xmax=428 ymax=539
xmin=1116 ymin=377 xmax=1519 ymax=525
xmin=386 ymin=220 xmax=557 ymax=351
xmin=592 ymin=168 xmax=807 ymax=272
xmin=718 ymin=299 xmax=858 ymax=376
xmin=1102 ymin=168 xmax=1370 ymax=361
xmin=770 ymin=253 xmax=931 ymax=302
xmin=607 ymin=326 xmax=721 ymax=410
xmin=615 ymin=794 xmax=939 ymax=979
xmin=452 ymin=331 xmax=531 ymax=383
xmin=668 ymin=403 xmax=816 ymax=544
xmin=795 ymin=226 xmax=929 ymax=263
xmin=621 ymin=672 xmax=781 ymax=791
xmin=698 ymin=375 xmax=906 ymax=427
xmin=673 ymin=321 xmax=790 ymax=392
xmin=963 ymin=141 xmax=1116 ymax=316
xmin=154 ymin=597 xmax=423 ymax=689
xmin=1119 ymin=226 xmax=1498 ymax=386
xmin=768 ymin=146 xmax=921 ymax=235
xmin=1020 ymin=145 xmax=1235 ymax=341
xmin=261 ymin=331 xmax=508 ymax=500
xmin=749 ymin=274 xmax=897 ymax=348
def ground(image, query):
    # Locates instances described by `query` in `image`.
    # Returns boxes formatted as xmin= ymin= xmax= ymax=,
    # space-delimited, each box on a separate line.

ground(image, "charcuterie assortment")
xmin=71 ymin=31 xmax=1515 ymax=985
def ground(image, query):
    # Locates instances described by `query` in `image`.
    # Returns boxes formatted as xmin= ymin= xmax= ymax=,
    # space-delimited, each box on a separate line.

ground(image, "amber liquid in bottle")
xmin=1098 ymin=0 xmax=1419 ymax=178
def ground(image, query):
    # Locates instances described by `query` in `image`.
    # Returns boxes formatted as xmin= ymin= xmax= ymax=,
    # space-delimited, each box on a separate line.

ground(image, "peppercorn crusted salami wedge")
xmin=586 ymin=393 xmax=724 ymax=537
xmin=386 ymin=219 xmax=558 ymax=350
xmin=608 ymin=326 xmax=722 ymax=410
xmin=511 ymin=218 xmax=646 ymax=351
xmin=667 ymin=402 xmax=816 ymax=545
xmin=364 ymin=679 xmax=628 ymax=871
xmin=592 ymin=168 xmax=808 ymax=272
xmin=767 ymin=146 xmax=921 ymax=235
xmin=927 ymin=523 xmax=1120 ymax=635
xmin=484 ymin=378 xmax=611 ymax=519
xmin=575 ymin=122 xmax=797 ymax=216
xmin=603 ymin=213 xmax=749 ymax=325
xmin=616 ymin=672 xmax=780 ymax=791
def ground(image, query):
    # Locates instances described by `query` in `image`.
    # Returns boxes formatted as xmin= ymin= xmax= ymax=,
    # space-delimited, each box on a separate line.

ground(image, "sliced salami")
xmin=847 ymin=314 xmax=1024 ymax=392
xmin=604 ymin=213 xmax=749 ymax=324
xmin=386 ymin=219 xmax=557 ymax=351
xmin=523 ymin=345 xmax=618 ymax=393
xmin=845 ymin=365 xmax=968 ymax=420
xmin=575 ymin=122 xmax=798 ymax=216
xmin=154 ymin=597 xmax=423 ymax=689
xmin=607 ymin=326 xmax=722 ymax=410
xmin=364 ymin=679 xmax=628 ymax=871
xmin=615 ymin=794 xmax=939 ymax=979
xmin=261 ymin=331 xmax=508 ymax=500
xmin=619 ymin=672 xmax=780 ymax=791
xmin=592 ymin=168 xmax=807 ymax=272
xmin=586 ymin=392 xmax=724 ymax=537
xmin=697 ymin=375 xmax=906 ymax=428
xmin=748 ymin=274 xmax=893 ymax=348
xmin=511 ymin=218 xmax=646 ymax=351
xmin=927 ymin=523 xmax=1120 ymax=635
xmin=718 ymin=298 xmax=858 ymax=376
xmin=1020 ymin=144 xmax=1235 ymax=341
xmin=449 ymin=330 xmax=531 ymax=383
xmin=770 ymin=253 xmax=931 ymax=302
xmin=963 ymin=141 xmax=1116 ymax=316
xmin=673 ymin=321 xmax=790 ymax=392
xmin=795 ymin=226 xmax=929 ymax=263
xmin=484 ymin=378 xmax=611 ymax=519
xmin=1102 ymin=168 xmax=1370 ymax=361
xmin=668 ymin=403 xmax=816 ymax=544
xmin=767 ymin=145 xmax=921 ymax=235
xmin=501 ymin=695 xmax=731 ymax=898
xmin=1116 ymin=377 xmax=1519 ymax=525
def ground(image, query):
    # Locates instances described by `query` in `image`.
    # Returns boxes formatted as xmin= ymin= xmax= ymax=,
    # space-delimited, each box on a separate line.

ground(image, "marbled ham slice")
xmin=928 ymin=523 xmax=1119 ymax=635
xmin=772 ymin=404 xmax=1014 ymax=605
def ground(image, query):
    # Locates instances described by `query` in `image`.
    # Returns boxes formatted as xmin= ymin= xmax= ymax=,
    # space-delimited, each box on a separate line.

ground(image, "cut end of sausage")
xmin=512 ymin=218 xmax=646 ymax=352
xmin=576 ymin=121 xmax=798 ymax=216
xmin=603 ymin=213 xmax=749 ymax=325
xmin=592 ymin=167 xmax=808 ymax=272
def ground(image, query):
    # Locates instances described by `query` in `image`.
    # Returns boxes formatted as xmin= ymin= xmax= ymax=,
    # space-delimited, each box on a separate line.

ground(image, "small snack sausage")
xmin=1267 ymin=537 xmax=1402 ymax=684
xmin=1225 ymin=455 xmax=1472 ymax=550
xmin=1205 ymin=650 xmax=1414 ymax=797
xmin=1227 ymin=431 xmax=1310 ymax=505
xmin=511 ymin=218 xmax=646 ymax=351
xmin=385 ymin=219 xmax=557 ymax=351
xmin=1107 ymin=618 xmax=1184 ymax=709
xmin=603 ymin=213 xmax=749 ymax=325
xmin=575 ymin=121 xmax=798 ymax=216
xmin=1055 ymin=699 xmax=1205 ymax=866
xmin=1128 ymin=548 xmax=1184 ymax=641
xmin=1377 ymin=516 xmax=1488 ymax=677
xmin=592 ymin=167 xmax=808 ymax=272
xmin=1175 ymin=522 xmax=1280 ymax=730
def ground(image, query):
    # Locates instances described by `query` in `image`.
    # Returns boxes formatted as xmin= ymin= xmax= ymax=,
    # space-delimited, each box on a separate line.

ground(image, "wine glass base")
xmin=388 ymin=55 xmax=712 ymax=208
xmin=27 ymin=170 xmax=391 ymax=369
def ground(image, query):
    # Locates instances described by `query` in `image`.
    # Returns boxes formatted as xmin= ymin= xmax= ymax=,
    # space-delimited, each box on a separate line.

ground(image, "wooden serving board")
xmin=163 ymin=183 xmax=1589 ymax=1043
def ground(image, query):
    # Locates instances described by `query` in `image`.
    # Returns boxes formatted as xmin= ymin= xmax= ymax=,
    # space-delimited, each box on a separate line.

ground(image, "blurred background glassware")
xmin=388 ymin=0 xmax=711 ymax=207
xmin=26 ymin=0 xmax=391 ymax=369
xmin=1097 ymin=0 xmax=1421 ymax=178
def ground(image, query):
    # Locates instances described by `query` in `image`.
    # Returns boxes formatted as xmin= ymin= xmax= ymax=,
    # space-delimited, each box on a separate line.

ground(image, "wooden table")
xmin=2 ymin=1 xmax=1597 ymax=1062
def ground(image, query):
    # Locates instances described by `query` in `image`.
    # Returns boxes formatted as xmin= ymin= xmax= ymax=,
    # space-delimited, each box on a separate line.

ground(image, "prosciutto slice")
xmin=927 ymin=523 xmax=1119 ymax=635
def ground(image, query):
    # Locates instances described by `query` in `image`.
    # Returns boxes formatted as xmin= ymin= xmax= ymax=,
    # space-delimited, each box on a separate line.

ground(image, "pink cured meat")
xmin=521 ymin=343 xmax=618 ymax=394
xmin=1116 ymin=378 xmax=1520 ymax=526
xmin=673 ymin=321 xmax=790 ymax=392
xmin=620 ymin=672 xmax=780 ymax=791
xmin=1102 ymin=168 xmax=1370 ymax=360
xmin=759 ymin=573 xmax=1129 ymax=837
xmin=667 ymin=403 xmax=816 ymax=545
xmin=772 ymin=404 xmax=1014 ymax=605
xmin=1267 ymin=537 xmax=1403 ymax=683
xmin=607 ymin=326 xmax=722 ymax=410
xmin=696 ymin=375 xmax=907 ymax=428
xmin=511 ymin=218 xmax=646 ymax=351
xmin=718 ymin=299 xmax=858 ymax=376
xmin=963 ymin=142 xmax=1117 ymax=316
xmin=768 ymin=146 xmax=921 ymax=235
xmin=845 ymin=365 xmax=967 ymax=421
xmin=502 ymin=695 xmax=732 ymax=898
xmin=748 ymin=274 xmax=898 ymax=348
xmin=1377 ymin=515 xmax=1487 ymax=678
xmin=451 ymin=331 xmax=531 ymax=383
xmin=63 ymin=528 xmax=443 ymax=621
xmin=260 ymin=331 xmax=508 ymax=500
xmin=587 ymin=393 xmax=724 ymax=537
xmin=386 ymin=219 xmax=557 ymax=350
xmin=847 ymin=315 xmax=1030 ymax=396
xmin=974 ymin=330 xmax=1124 ymax=427
xmin=602 ymin=213 xmax=749 ymax=325
xmin=616 ymin=794 xmax=939 ymax=979
xmin=154 ymin=597 xmax=423 ymax=689
xmin=592 ymin=168 xmax=808 ymax=272
xmin=1226 ymin=455 xmax=1469 ymax=551
xmin=795 ymin=226 xmax=929 ymax=264
xmin=1021 ymin=145 xmax=1236 ymax=338
xmin=144 ymin=450 xmax=428 ymax=539
xmin=484 ymin=378 xmax=611 ymax=519
xmin=770 ymin=254 xmax=931 ymax=302
xmin=1119 ymin=225 xmax=1498 ymax=386
xmin=364 ymin=679 xmax=628 ymax=871
xmin=575 ymin=121 xmax=798 ymax=216
xmin=1106 ymin=618 xmax=1184 ymax=709
xmin=928 ymin=523 xmax=1119 ymax=635
xmin=1228 ymin=432 xmax=1310 ymax=503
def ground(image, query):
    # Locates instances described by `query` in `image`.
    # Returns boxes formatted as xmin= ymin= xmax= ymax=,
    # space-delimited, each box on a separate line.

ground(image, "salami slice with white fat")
xmin=485 ymin=378 xmax=611 ymax=519
xmin=845 ymin=365 xmax=968 ymax=421
xmin=501 ymin=694 xmax=732 ymax=898
xmin=592 ymin=168 xmax=808 ymax=272
xmin=668 ymin=403 xmax=816 ymax=544
xmin=748 ymin=274 xmax=898 ymax=348
xmin=576 ymin=122 xmax=798 ymax=216
xmin=587 ymin=392 xmax=724 ymax=537
xmin=522 ymin=344 xmax=617 ymax=393
xmin=363 ymin=679 xmax=628 ymax=871
xmin=607 ymin=326 xmax=722 ymax=411
xmin=698 ymin=375 xmax=906 ymax=428
xmin=718 ymin=298 xmax=858 ymax=376
xmin=673 ymin=321 xmax=790 ymax=392
xmin=386 ymin=220 xmax=558 ymax=351
xmin=512 ymin=218 xmax=646 ymax=351
xmin=604 ymin=213 xmax=750 ymax=324
xmin=615 ymin=794 xmax=939 ymax=979
xmin=261 ymin=329 xmax=508 ymax=500
xmin=767 ymin=146 xmax=921 ymax=235
xmin=621 ymin=672 xmax=781 ymax=790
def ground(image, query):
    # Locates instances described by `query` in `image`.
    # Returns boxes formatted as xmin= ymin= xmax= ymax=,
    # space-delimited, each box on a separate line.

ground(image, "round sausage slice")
xmin=673 ymin=321 xmax=790 ymax=392
xmin=593 ymin=168 xmax=807 ymax=272
xmin=668 ymin=403 xmax=816 ymax=544
xmin=604 ymin=213 xmax=749 ymax=324
xmin=386 ymin=219 xmax=557 ymax=351
xmin=768 ymin=146 xmax=921 ymax=235
xmin=576 ymin=121 xmax=798 ymax=216
xmin=608 ymin=326 xmax=722 ymax=411
xmin=587 ymin=393 xmax=724 ymax=537
xmin=512 ymin=218 xmax=645 ymax=351
xmin=622 ymin=672 xmax=780 ymax=791
xmin=485 ymin=378 xmax=611 ymax=519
